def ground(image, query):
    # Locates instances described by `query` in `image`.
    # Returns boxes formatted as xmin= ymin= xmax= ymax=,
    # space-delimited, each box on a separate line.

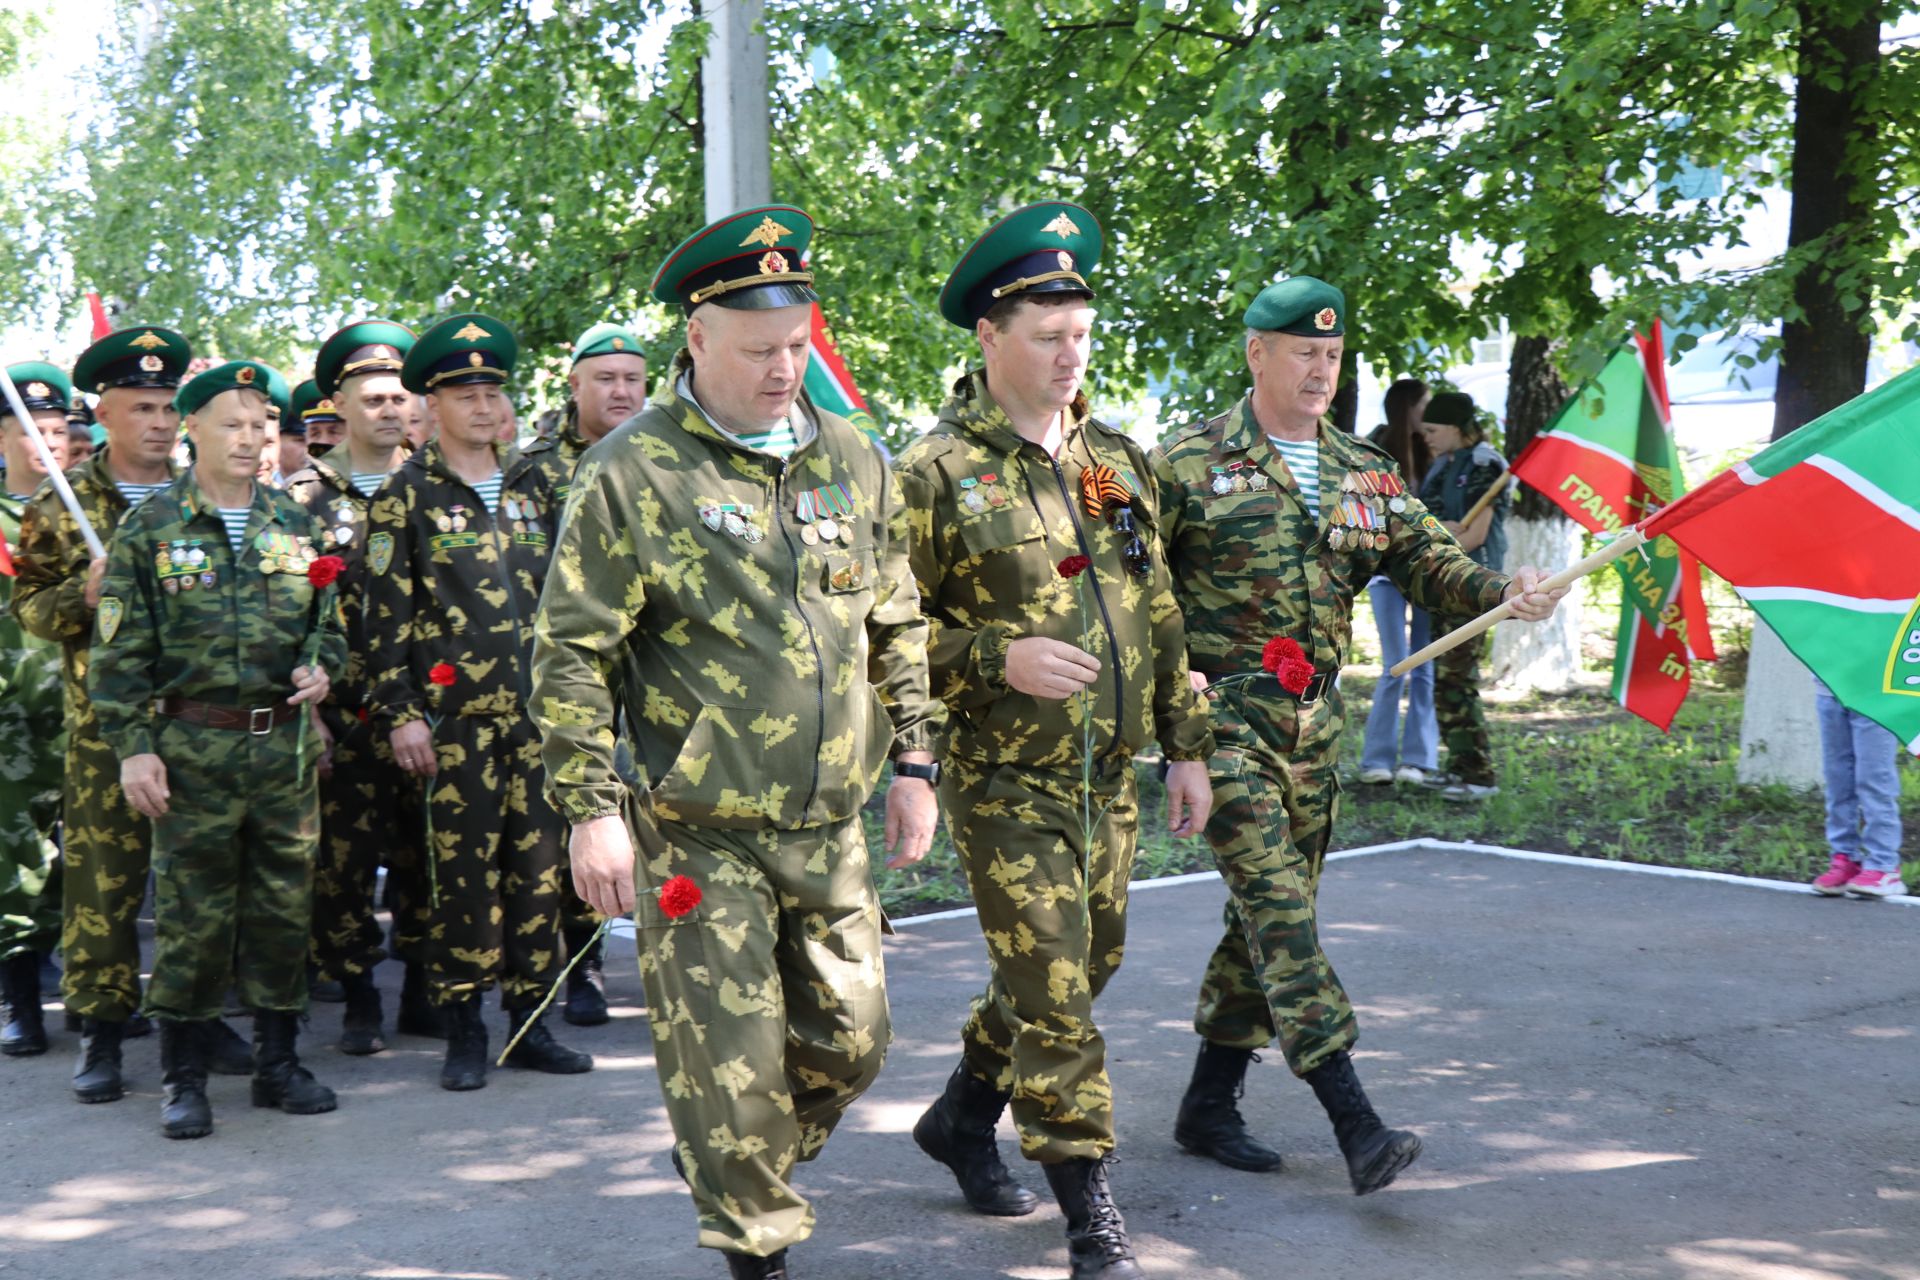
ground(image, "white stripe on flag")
xmin=1737 ymin=586 xmax=1913 ymax=612
xmin=1554 ymin=434 xmax=1640 ymax=477
xmin=1734 ymin=460 xmax=1763 ymax=486
xmin=1808 ymin=455 xmax=1920 ymax=535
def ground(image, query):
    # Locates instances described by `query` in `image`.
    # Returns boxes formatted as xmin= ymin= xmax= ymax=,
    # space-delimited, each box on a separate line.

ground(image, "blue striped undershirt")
xmin=1268 ymin=436 xmax=1322 ymax=519
xmin=115 ymin=481 xmax=168 ymax=509
xmin=470 ymin=471 xmax=503 ymax=513
xmin=350 ymin=471 xmax=388 ymax=497
xmin=217 ymin=507 xmax=251 ymax=555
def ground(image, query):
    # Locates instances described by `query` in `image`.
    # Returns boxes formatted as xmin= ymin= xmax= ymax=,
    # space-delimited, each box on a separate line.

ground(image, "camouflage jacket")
xmin=1150 ymin=397 xmax=1509 ymax=675
xmin=86 ymin=472 xmax=347 ymax=761
xmin=521 ymin=417 xmax=589 ymax=511
xmin=285 ymin=454 xmax=396 ymax=714
xmin=894 ymin=370 xmax=1211 ymax=769
xmin=529 ymin=349 xmax=939 ymax=830
xmin=363 ymin=440 xmax=557 ymax=728
xmin=11 ymin=447 xmax=180 ymax=735
xmin=0 ymin=491 xmax=66 ymax=781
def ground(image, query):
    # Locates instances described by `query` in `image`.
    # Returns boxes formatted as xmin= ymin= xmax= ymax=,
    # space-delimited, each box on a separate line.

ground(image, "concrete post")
xmin=701 ymin=0 xmax=772 ymax=222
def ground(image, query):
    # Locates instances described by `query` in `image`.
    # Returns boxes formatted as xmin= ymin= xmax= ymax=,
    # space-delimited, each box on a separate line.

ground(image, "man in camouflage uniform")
xmin=287 ymin=321 xmax=435 ymax=1052
xmin=1150 ymin=278 xmax=1564 ymax=1195
xmin=522 ymin=320 xmax=648 ymax=1027
xmin=1 ymin=365 xmax=71 ymax=1057
xmin=895 ymin=202 xmax=1211 ymax=1280
xmin=88 ymin=360 xmax=343 ymax=1138
xmin=531 ymin=205 xmax=939 ymax=1280
xmin=363 ymin=313 xmax=591 ymax=1091
xmin=14 ymin=327 xmax=253 ymax=1098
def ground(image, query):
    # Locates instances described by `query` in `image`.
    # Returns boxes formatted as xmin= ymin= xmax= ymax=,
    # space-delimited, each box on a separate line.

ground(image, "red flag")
xmin=0 ymin=522 xmax=14 ymax=577
xmin=86 ymin=292 xmax=112 ymax=340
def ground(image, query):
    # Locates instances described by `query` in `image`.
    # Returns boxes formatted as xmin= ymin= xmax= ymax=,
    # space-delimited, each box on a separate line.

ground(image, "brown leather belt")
xmin=156 ymin=695 xmax=300 ymax=734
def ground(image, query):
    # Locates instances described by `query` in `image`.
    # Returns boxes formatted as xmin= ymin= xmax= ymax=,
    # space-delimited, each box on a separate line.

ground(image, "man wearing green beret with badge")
xmin=1149 ymin=277 xmax=1566 ymax=1195
xmin=531 ymin=205 xmax=940 ymax=1280
xmin=362 ymin=314 xmax=590 ymax=1092
xmin=287 ymin=320 xmax=439 ymax=1053
xmin=894 ymin=201 xmax=1212 ymax=1280
xmin=0 ymin=363 xmax=73 ymax=1056
xmin=15 ymin=327 xmax=252 ymax=1097
xmin=87 ymin=359 xmax=344 ymax=1138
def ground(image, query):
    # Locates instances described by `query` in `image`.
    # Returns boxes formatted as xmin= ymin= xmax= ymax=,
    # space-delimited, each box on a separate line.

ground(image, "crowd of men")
xmin=0 ymin=200 xmax=1566 ymax=1280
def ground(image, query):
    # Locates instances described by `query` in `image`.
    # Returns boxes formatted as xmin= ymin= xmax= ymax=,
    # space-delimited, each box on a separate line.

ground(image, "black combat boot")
xmin=1 ymin=951 xmax=49 ymax=1056
xmin=912 ymin=1062 xmax=1040 ymax=1215
xmin=561 ymin=926 xmax=609 ymax=1027
xmin=502 ymin=1005 xmax=593 ymax=1074
xmin=1042 ymin=1157 xmax=1145 ymax=1279
xmin=397 ymin=962 xmax=448 ymax=1039
xmin=251 ymin=1010 xmax=339 ymax=1114
xmin=1304 ymin=1049 xmax=1422 ymax=1195
xmin=723 ymin=1249 xmax=789 ymax=1279
xmin=208 ymin=1017 xmax=256 ymax=1075
xmin=338 ymin=970 xmax=387 ymax=1055
xmin=159 ymin=1020 xmax=213 ymax=1139
xmin=1173 ymin=1040 xmax=1284 ymax=1172
xmin=72 ymin=1016 xmax=127 ymax=1102
xmin=439 ymin=994 xmax=489 ymax=1091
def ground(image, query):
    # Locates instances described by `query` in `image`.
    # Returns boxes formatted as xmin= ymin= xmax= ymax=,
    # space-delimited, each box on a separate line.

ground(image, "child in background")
xmin=1809 ymin=677 xmax=1907 ymax=898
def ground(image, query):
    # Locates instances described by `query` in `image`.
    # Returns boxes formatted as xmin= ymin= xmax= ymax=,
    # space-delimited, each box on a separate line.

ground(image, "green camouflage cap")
xmin=1244 ymin=277 xmax=1346 ymax=337
xmin=401 ymin=314 xmax=518 ymax=394
xmin=3 ymin=361 xmax=75 ymax=419
xmin=651 ymin=206 xmax=818 ymax=313
xmin=72 ymin=326 xmax=194 ymax=395
xmin=571 ymin=321 xmax=646 ymax=365
xmin=315 ymin=319 xmax=416 ymax=396
xmin=175 ymin=360 xmax=286 ymax=417
xmin=939 ymin=201 xmax=1102 ymax=329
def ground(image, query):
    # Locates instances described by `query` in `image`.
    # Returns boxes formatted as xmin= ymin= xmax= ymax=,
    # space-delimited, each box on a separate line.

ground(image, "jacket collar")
xmin=659 ymin=347 xmax=820 ymax=461
xmin=80 ymin=445 xmax=180 ymax=504
xmin=414 ymin=437 xmax=531 ymax=490
xmin=939 ymin=367 xmax=1101 ymax=457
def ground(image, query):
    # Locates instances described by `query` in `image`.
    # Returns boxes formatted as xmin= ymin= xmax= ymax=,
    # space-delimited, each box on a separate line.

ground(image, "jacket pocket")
xmin=644 ymin=702 xmax=766 ymax=829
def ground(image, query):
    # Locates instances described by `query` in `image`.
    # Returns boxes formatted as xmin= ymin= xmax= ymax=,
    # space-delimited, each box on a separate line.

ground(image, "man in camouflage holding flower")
xmin=895 ymin=202 xmax=1212 ymax=1280
xmin=1150 ymin=277 xmax=1565 ymax=1195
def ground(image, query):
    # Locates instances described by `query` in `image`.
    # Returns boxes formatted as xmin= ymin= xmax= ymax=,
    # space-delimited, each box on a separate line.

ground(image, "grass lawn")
xmin=869 ymin=596 xmax=1920 ymax=920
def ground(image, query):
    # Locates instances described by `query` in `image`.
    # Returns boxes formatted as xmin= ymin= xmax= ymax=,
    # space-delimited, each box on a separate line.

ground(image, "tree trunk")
xmin=1489 ymin=335 xmax=1584 ymax=691
xmin=1739 ymin=0 xmax=1882 ymax=787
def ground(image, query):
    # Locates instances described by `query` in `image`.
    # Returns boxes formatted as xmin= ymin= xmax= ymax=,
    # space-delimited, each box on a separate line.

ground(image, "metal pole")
xmin=701 ymin=0 xmax=772 ymax=220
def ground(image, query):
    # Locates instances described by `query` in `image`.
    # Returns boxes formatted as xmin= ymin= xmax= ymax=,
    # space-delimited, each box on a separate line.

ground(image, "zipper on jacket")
xmin=774 ymin=463 xmax=828 ymax=818
xmin=483 ymin=476 xmax=532 ymax=705
xmin=1021 ymin=445 xmax=1125 ymax=759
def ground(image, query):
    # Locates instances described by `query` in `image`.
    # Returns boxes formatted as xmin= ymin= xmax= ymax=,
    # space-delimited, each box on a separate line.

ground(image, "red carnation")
xmin=1261 ymin=637 xmax=1304 ymax=674
xmin=1057 ymin=555 xmax=1091 ymax=579
xmin=307 ymin=554 xmax=346 ymax=588
xmin=428 ymin=662 xmax=458 ymax=687
xmin=658 ymin=874 xmax=702 ymax=919
xmin=1261 ymin=637 xmax=1315 ymax=696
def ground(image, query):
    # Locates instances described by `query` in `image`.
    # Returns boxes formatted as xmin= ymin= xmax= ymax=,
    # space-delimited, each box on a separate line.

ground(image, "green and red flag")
xmin=1643 ymin=362 xmax=1920 ymax=752
xmin=1511 ymin=321 xmax=1715 ymax=730
xmin=804 ymin=305 xmax=882 ymax=444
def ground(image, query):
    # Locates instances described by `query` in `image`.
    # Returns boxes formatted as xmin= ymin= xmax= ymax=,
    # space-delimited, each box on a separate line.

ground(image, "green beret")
xmin=287 ymin=379 xmax=345 ymax=435
xmin=3 ymin=362 xmax=74 ymax=419
xmin=939 ymin=201 xmax=1102 ymax=329
xmin=571 ymin=322 xmax=645 ymax=365
xmin=651 ymin=206 xmax=818 ymax=313
xmin=401 ymin=314 xmax=518 ymax=394
xmin=175 ymin=360 xmax=285 ymax=418
xmin=315 ymin=319 xmax=416 ymax=397
xmin=72 ymin=327 xmax=193 ymax=395
xmin=1422 ymin=390 xmax=1477 ymax=429
xmin=1244 ymin=277 xmax=1346 ymax=337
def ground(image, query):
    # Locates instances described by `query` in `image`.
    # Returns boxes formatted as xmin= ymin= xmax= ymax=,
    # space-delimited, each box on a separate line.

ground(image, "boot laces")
xmin=1084 ymin=1159 xmax=1133 ymax=1260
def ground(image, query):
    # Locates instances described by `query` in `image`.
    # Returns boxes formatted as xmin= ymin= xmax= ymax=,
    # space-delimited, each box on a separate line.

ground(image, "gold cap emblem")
xmin=318 ymin=398 xmax=336 ymax=413
xmin=740 ymin=215 xmax=792 ymax=249
xmin=25 ymin=381 xmax=50 ymax=398
xmin=235 ymin=366 xmax=256 ymax=384
xmin=468 ymin=352 xmax=485 ymax=367
xmin=611 ymin=337 xmax=625 ymax=350
xmin=452 ymin=321 xmax=491 ymax=343
xmin=1041 ymin=212 xmax=1081 ymax=239
xmin=1313 ymin=307 xmax=1338 ymax=332
xmin=758 ymin=251 xmax=790 ymax=276
xmin=128 ymin=331 xmax=168 ymax=351
xmin=1057 ymin=251 xmax=1074 ymax=271
xmin=139 ymin=354 xmax=164 ymax=372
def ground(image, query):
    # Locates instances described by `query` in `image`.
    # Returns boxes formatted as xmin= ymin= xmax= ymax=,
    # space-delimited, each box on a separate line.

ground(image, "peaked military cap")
xmin=1244 ymin=276 xmax=1346 ymax=337
xmin=72 ymin=326 xmax=193 ymax=395
xmin=288 ymin=379 xmax=345 ymax=436
xmin=3 ymin=361 xmax=74 ymax=420
xmin=315 ymin=319 xmax=416 ymax=396
xmin=651 ymin=206 xmax=818 ymax=314
xmin=401 ymin=314 xmax=518 ymax=394
xmin=571 ymin=321 xmax=646 ymax=365
xmin=175 ymin=360 xmax=286 ymax=418
xmin=939 ymin=201 xmax=1102 ymax=330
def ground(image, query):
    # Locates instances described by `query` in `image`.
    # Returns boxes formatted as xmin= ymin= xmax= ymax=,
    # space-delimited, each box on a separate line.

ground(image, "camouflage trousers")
xmin=0 ymin=778 xmax=62 ymax=961
xmin=311 ymin=712 xmax=422 ymax=978
xmin=145 ymin=718 xmax=319 ymax=1020
xmin=60 ymin=722 xmax=152 ymax=1020
xmin=1431 ymin=609 xmax=1494 ymax=786
xmin=420 ymin=713 xmax=564 ymax=1009
xmin=942 ymin=755 xmax=1138 ymax=1162
xmin=630 ymin=803 xmax=888 ymax=1258
xmin=1192 ymin=682 xmax=1357 ymax=1076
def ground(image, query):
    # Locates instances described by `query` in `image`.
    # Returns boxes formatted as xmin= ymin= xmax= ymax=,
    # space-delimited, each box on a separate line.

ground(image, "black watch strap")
xmin=894 ymin=760 xmax=942 ymax=785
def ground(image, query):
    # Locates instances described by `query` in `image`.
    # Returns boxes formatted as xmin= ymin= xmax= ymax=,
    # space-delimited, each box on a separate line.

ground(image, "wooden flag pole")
xmin=1390 ymin=527 xmax=1647 ymax=676
xmin=0 ymin=365 xmax=105 ymax=559
xmin=1456 ymin=469 xmax=1514 ymax=530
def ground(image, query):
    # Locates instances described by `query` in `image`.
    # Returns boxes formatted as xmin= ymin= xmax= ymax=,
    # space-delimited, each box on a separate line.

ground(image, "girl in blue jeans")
xmin=1359 ymin=379 xmax=1438 ymax=784
xmin=1809 ymin=677 xmax=1907 ymax=898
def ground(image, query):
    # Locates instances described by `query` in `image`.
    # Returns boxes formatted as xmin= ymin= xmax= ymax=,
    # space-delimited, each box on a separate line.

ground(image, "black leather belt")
xmin=156 ymin=695 xmax=300 ymax=734
xmin=1195 ymin=669 xmax=1334 ymax=706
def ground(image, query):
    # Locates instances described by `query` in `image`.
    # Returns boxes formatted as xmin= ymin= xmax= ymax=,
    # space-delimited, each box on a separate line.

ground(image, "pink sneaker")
xmin=1811 ymin=854 xmax=1861 ymax=895
xmin=1846 ymin=870 xmax=1908 ymax=899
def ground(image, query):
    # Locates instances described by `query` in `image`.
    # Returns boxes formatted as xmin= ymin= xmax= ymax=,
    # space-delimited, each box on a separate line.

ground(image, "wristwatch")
xmin=894 ymin=760 xmax=942 ymax=786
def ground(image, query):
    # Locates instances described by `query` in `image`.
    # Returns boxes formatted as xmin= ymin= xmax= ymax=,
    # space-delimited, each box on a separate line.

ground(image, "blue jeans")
xmin=1814 ymin=678 xmax=1902 ymax=872
xmin=1361 ymin=578 xmax=1438 ymax=773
